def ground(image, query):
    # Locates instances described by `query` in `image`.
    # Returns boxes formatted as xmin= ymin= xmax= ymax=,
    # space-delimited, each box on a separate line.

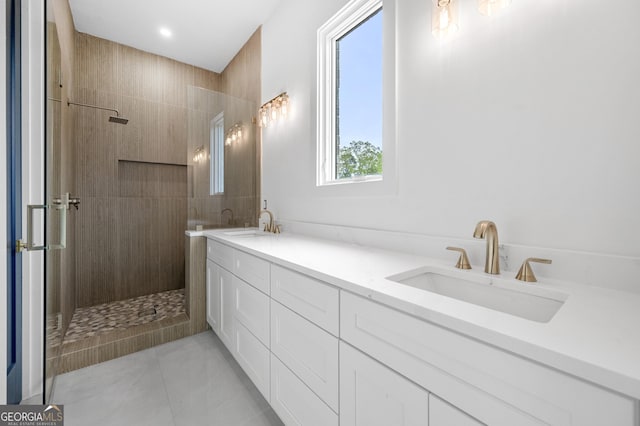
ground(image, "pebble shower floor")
xmin=62 ymin=289 xmax=186 ymax=344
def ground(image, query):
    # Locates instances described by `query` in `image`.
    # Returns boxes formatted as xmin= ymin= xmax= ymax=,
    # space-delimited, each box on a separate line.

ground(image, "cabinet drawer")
xmin=271 ymin=300 xmax=339 ymax=411
xmin=429 ymin=395 xmax=482 ymax=426
xmin=271 ymin=265 xmax=339 ymax=336
xmin=271 ymin=355 xmax=338 ymax=426
xmin=340 ymin=291 xmax=636 ymax=426
xmin=206 ymin=239 xmax=233 ymax=271
xmin=235 ymin=321 xmax=270 ymax=402
xmin=340 ymin=342 xmax=429 ymax=426
xmin=234 ymin=250 xmax=270 ymax=294
xmin=233 ymin=276 xmax=270 ymax=346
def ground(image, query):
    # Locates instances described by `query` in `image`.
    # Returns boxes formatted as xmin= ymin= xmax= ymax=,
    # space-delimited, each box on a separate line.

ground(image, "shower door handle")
xmin=16 ymin=196 xmax=68 ymax=253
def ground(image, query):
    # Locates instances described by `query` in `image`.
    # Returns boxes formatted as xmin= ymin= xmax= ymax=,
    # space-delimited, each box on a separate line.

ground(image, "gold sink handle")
xmin=446 ymin=247 xmax=472 ymax=270
xmin=515 ymin=258 xmax=552 ymax=283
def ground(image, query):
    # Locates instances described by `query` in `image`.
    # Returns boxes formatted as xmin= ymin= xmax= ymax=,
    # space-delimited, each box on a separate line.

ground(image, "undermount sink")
xmin=387 ymin=267 xmax=567 ymax=323
xmin=223 ymin=229 xmax=270 ymax=237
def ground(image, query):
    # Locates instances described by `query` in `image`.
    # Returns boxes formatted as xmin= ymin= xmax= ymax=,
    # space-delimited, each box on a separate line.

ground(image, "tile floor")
xmin=52 ymin=331 xmax=284 ymax=426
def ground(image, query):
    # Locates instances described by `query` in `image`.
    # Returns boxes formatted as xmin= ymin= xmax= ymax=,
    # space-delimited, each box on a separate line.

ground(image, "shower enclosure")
xmin=44 ymin=3 xmax=260 ymax=401
xmin=187 ymin=86 xmax=259 ymax=231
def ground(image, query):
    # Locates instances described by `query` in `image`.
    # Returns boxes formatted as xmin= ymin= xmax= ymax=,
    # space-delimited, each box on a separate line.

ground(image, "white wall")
xmin=1 ymin=0 xmax=8 ymax=405
xmin=261 ymin=0 xmax=640 ymax=258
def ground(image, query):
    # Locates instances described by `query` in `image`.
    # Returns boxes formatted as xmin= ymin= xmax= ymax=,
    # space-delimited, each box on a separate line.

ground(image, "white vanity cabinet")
xmin=205 ymin=237 xmax=639 ymax=426
xmin=340 ymin=342 xmax=429 ymax=426
xmin=340 ymin=291 xmax=637 ymax=426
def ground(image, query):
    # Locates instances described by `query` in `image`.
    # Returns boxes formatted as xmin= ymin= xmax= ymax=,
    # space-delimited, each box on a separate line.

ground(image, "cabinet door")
xmin=429 ymin=395 xmax=483 ymax=426
xmin=340 ymin=342 xmax=429 ymax=426
xmin=206 ymin=260 xmax=220 ymax=333
xmin=271 ymin=355 xmax=338 ymax=426
xmin=218 ymin=266 xmax=235 ymax=351
xmin=235 ymin=321 xmax=271 ymax=402
xmin=233 ymin=276 xmax=270 ymax=346
xmin=271 ymin=300 xmax=338 ymax=411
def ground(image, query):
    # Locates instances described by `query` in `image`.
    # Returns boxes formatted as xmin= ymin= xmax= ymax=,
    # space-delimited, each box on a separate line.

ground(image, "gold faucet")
xmin=473 ymin=220 xmax=500 ymax=275
xmin=515 ymin=258 xmax=552 ymax=283
xmin=258 ymin=209 xmax=280 ymax=233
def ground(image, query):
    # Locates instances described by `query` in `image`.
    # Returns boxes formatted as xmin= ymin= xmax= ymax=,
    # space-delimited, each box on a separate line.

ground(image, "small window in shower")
xmin=210 ymin=113 xmax=224 ymax=195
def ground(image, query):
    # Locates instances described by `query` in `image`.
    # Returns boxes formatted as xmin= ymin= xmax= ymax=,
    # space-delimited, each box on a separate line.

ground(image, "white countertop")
xmin=202 ymin=228 xmax=640 ymax=400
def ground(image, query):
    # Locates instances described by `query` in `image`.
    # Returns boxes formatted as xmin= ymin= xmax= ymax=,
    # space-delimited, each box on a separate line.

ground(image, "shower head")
xmin=67 ymin=100 xmax=129 ymax=125
xmin=108 ymin=115 xmax=129 ymax=125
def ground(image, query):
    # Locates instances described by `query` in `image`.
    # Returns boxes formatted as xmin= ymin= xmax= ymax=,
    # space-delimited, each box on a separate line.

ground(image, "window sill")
xmin=317 ymin=175 xmax=383 ymax=187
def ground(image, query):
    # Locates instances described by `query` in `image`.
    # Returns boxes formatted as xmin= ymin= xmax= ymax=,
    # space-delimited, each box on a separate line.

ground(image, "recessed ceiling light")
xmin=159 ymin=27 xmax=172 ymax=38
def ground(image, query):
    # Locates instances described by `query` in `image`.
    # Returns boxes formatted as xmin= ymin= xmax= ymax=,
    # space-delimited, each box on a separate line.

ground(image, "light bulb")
xmin=281 ymin=97 xmax=289 ymax=117
xmin=237 ymin=128 xmax=242 ymax=139
xmin=439 ymin=7 xmax=449 ymax=29
xmin=432 ymin=0 xmax=459 ymax=39
xmin=261 ymin=107 xmax=269 ymax=127
xmin=271 ymin=105 xmax=279 ymax=121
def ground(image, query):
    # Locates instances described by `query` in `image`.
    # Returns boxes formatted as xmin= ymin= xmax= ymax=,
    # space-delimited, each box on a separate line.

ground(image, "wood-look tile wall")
xmin=73 ymin=32 xmax=221 ymax=307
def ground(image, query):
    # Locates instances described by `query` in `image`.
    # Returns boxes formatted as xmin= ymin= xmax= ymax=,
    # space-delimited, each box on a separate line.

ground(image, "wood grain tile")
xmin=75 ymin=197 xmax=118 ymax=307
xmin=117 ymin=44 xmax=159 ymax=103
xmin=194 ymin=66 xmax=221 ymax=92
xmin=157 ymin=56 xmax=193 ymax=108
xmin=118 ymin=96 xmax=160 ymax=163
xmin=157 ymin=104 xmax=188 ymax=165
xmin=185 ymin=236 xmax=207 ymax=334
xmin=74 ymin=32 xmax=117 ymax=92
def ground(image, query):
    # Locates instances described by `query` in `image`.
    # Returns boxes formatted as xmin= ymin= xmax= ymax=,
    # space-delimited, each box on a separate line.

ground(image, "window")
xmin=318 ymin=0 xmax=392 ymax=187
xmin=210 ymin=113 xmax=224 ymax=195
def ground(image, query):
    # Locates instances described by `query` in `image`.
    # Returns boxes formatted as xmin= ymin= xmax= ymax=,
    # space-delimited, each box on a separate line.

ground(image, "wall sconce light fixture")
xmin=193 ymin=145 xmax=206 ymax=163
xmin=432 ymin=0 xmax=459 ymax=39
xmin=225 ymin=124 xmax=243 ymax=146
xmin=432 ymin=0 xmax=511 ymax=39
xmin=258 ymin=92 xmax=289 ymax=128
